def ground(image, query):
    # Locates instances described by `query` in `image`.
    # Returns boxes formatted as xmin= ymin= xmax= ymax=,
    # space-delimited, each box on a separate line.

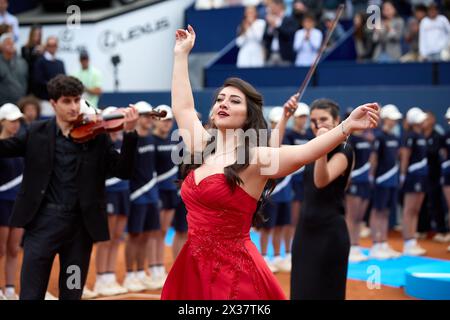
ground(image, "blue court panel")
xmin=405 ymin=263 xmax=450 ymax=300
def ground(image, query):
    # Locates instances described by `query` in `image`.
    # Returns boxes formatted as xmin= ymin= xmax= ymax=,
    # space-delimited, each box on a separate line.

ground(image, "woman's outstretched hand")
xmin=346 ymin=103 xmax=380 ymax=133
xmin=174 ymin=25 xmax=196 ymax=55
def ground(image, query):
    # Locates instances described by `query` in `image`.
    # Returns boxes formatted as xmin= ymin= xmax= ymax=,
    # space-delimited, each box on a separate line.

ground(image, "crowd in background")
xmin=0 ymin=0 xmax=103 ymax=118
xmin=234 ymin=0 xmax=450 ymax=67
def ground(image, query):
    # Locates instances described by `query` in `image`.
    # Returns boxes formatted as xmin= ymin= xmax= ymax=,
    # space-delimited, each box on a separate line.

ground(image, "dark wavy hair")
xmin=47 ymin=75 xmax=84 ymax=101
xmin=180 ymin=77 xmax=276 ymax=225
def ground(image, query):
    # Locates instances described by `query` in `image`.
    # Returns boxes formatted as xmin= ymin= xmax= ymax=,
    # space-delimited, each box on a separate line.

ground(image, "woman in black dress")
xmin=291 ymin=98 xmax=355 ymax=300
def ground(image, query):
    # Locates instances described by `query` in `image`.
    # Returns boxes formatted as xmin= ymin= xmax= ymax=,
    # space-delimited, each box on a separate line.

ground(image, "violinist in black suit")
xmin=0 ymin=75 xmax=139 ymax=300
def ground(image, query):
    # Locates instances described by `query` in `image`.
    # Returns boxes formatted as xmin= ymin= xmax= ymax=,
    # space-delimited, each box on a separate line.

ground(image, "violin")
xmin=69 ymin=108 xmax=167 ymax=143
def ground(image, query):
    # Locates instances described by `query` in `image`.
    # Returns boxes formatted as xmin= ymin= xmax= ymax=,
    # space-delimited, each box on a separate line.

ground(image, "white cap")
xmin=269 ymin=107 xmax=284 ymax=123
xmin=0 ymin=103 xmax=24 ymax=121
xmin=154 ymin=104 xmax=173 ymax=120
xmin=102 ymin=106 xmax=118 ymax=116
xmin=445 ymin=107 xmax=450 ymax=119
xmin=406 ymin=107 xmax=427 ymax=125
xmin=134 ymin=101 xmax=153 ymax=114
xmin=380 ymin=104 xmax=402 ymax=120
xmin=294 ymin=102 xmax=309 ymax=117
xmin=80 ymin=99 xmax=98 ymax=115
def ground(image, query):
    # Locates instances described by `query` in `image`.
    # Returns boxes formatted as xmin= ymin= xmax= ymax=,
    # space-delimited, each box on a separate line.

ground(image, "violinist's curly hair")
xmin=47 ymin=75 xmax=84 ymax=101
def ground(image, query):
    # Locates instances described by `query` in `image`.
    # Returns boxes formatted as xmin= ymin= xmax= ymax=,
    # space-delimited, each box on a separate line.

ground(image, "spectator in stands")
xmin=263 ymin=0 xmax=299 ymax=66
xmin=292 ymin=0 xmax=323 ymax=21
xmin=293 ymin=14 xmax=323 ymax=66
xmin=17 ymin=95 xmax=41 ymax=126
xmin=322 ymin=0 xmax=345 ymax=17
xmin=21 ymin=25 xmax=44 ymax=94
xmin=419 ymin=3 xmax=450 ymax=61
xmin=353 ymin=12 xmax=375 ymax=61
xmin=0 ymin=0 xmax=18 ymax=42
xmin=291 ymin=0 xmax=306 ymax=26
xmin=321 ymin=11 xmax=345 ymax=49
xmin=73 ymin=50 xmax=103 ymax=108
xmin=0 ymin=33 xmax=28 ymax=106
xmin=372 ymin=1 xmax=405 ymax=62
xmin=236 ymin=6 xmax=266 ymax=67
xmin=31 ymin=36 xmax=66 ymax=117
xmin=0 ymin=23 xmax=11 ymax=37
xmin=401 ymin=5 xmax=427 ymax=62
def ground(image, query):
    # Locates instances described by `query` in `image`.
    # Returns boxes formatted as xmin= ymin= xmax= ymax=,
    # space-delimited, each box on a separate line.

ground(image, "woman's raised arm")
xmin=172 ymin=25 xmax=209 ymax=154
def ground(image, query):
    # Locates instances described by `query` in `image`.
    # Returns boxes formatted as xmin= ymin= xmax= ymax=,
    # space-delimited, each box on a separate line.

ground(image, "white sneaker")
xmin=123 ymin=277 xmax=146 ymax=292
xmin=81 ymin=286 xmax=98 ymax=299
xmin=94 ymin=281 xmax=118 ymax=297
xmin=369 ymin=244 xmax=391 ymax=260
xmin=433 ymin=233 xmax=450 ymax=243
xmin=349 ymin=246 xmax=369 ymax=263
xmin=273 ymin=256 xmax=291 ymax=272
xmin=263 ymin=256 xmax=279 ymax=273
xmin=381 ymin=243 xmax=402 ymax=258
xmin=45 ymin=291 xmax=58 ymax=300
xmin=0 ymin=291 xmax=7 ymax=300
xmin=109 ymin=281 xmax=128 ymax=295
xmin=140 ymin=275 xmax=162 ymax=290
xmin=403 ymin=240 xmax=427 ymax=256
xmin=5 ymin=292 xmax=19 ymax=300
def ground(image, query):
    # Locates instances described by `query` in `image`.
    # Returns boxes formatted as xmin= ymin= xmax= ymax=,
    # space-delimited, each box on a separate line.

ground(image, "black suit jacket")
xmin=263 ymin=16 xmax=299 ymax=63
xmin=0 ymin=118 xmax=138 ymax=242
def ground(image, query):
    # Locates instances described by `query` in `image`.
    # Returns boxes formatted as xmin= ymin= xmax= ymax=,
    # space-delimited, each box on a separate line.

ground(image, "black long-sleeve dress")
xmin=291 ymin=144 xmax=354 ymax=300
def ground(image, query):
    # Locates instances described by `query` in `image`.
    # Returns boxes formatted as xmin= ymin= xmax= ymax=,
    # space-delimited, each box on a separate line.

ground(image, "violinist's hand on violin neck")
xmin=122 ymin=105 xmax=139 ymax=133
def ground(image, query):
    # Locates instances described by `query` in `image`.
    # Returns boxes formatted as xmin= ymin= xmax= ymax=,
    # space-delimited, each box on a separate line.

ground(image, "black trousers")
xmin=19 ymin=206 xmax=93 ymax=300
xmin=418 ymin=178 xmax=448 ymax=233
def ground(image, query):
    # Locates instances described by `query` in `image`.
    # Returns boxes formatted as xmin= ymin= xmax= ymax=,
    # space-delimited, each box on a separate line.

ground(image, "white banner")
xmin=18 ymin=0 xmax=195 ymax=92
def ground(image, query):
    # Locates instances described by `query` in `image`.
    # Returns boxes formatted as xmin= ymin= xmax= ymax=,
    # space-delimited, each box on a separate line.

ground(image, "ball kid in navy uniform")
xmin=124 ymin=101 xmax=161 ymax=292
xmin=369 ymin=104 xmax=402 ymax=260
xmin=0 ymin=103 xmax=24 ymax=300
xmin=345 ymin=126 xmax=374 ymax=263
xmin=153 ymin=105 xmax=178 ymax=286
xmin=93 ymin=107 xmax=130 ymax=297
xmin=283 ymin=102 xmax=313 ymax=260
xmin=259 ymin=105 xmax=296 ymax=273
xmin=400 ymin=107 xmax=429 ymax=256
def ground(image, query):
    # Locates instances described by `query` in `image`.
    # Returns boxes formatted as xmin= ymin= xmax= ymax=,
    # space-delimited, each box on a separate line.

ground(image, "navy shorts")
xmin=347 ymin=182 xmax=372 ymax=200
xmin=106 ymin=190 xmax=130 ymax=216
xmin=372 ymin=186 xmax=398 ymax=211
xmin=128 ymin=202 xmax=160 ymax=233
xmin=172 ymin=198 xmax=188 ymax=233
xmin=292 ymin=180 xmax=304 ymax=202
xmin=0 ymin=200 xmax=14 ymax=227
xmin=441 ymin=174 xmax=450 ymax=186
xmin=403 ymin=175 xmax=427 ymax=193
xmin=159 ymin=189 xmax=179 ymax=210
xmin=260 ymin=201 xmax=291 ymax=229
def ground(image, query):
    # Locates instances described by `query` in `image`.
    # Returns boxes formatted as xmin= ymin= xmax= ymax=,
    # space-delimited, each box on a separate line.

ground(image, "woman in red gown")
xmin=161 ymin=25 xmax=380 ymax=300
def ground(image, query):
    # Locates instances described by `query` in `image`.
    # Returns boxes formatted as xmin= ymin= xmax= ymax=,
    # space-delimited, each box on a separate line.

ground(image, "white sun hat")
xmin=134 ymin=101 xmax=153 ymax=114
xmin=154 ymin=104 xmax=173 ymax=120
xmin=380 ymin=104 xmax=403 ymax=120
xmin=269 ymin=106 xmax=284 ymax=123
xmin=406 ymin=107 xmax=427 ymax=125
xmin=0 ymin=103 xmax=24 ymax=121
xmin=294 ymin=102 xmax=310 ymax=117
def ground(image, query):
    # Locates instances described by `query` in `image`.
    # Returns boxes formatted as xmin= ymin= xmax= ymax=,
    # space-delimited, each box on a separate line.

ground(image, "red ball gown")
xmin=161 ymin=170 xmax=286 ymax=300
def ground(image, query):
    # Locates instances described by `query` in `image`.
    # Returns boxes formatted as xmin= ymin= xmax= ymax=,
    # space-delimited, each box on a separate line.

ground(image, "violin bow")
xmin=295 ymin=4 xmax=345 ymax=101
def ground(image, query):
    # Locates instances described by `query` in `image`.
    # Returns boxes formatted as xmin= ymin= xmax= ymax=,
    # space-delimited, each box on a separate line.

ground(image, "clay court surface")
xmin=1 ymin=231 xmax=449 ymax=300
